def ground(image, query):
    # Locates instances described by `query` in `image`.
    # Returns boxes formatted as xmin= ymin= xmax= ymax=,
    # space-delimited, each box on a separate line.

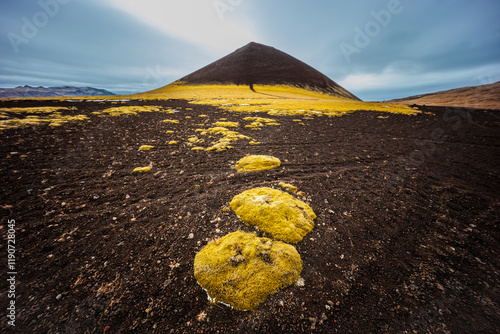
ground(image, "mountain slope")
xmin=167 ymin=42 xmax=360 ymax=101
xmin=389 ymin=81 xmax=500 ymax=109
xmin=0 ymin=86 xmax=115 ymax=98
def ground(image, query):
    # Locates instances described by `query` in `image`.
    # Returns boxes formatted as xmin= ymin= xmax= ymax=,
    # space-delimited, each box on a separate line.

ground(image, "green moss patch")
xmin=230 ymin=188 xmax=315 ymax=243
xmin=234 ymin=155 xmax=281 ymax=172
xmin=194 ymin=231 xmax=302 ymax=311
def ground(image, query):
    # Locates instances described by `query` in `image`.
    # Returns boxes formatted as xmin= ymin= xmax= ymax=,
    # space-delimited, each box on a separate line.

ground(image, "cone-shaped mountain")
xmin=175 ymin=42 xmax=360 ymax=101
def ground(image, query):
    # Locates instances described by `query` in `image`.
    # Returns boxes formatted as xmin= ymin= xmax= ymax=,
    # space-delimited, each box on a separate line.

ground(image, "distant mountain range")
xmin=389 ymin=81 xmax=500 ymax=110
xmin=0 ymin=85 xmax=115 ymax=98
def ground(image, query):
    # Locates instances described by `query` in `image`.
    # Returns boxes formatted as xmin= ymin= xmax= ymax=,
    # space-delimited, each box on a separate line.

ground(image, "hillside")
xmin=152 ymin=42 xmax=360 ymax=101
xmin=389 ymin=81 xmax=500 ymax=109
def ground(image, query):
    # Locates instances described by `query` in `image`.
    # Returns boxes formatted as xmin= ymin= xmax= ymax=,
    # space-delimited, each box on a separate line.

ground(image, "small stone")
xmin=188 ymin=233 xmax=194 ymax=239
xmin=295 ymin=277 xmax=305 ymax=287
xmin=230 ymin=255 xmax=246 ymax=265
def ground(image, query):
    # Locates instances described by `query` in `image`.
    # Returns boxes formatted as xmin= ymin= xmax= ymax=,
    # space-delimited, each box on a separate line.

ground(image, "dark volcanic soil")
xmin=0 ymin=99 xmax=499 ymax=334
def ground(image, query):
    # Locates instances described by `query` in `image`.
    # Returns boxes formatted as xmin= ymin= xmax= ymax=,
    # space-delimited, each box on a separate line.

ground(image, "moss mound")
xmin=194 ymin=231 xmax=302 ymax=311
xmin=230 ymin=188 xmax=315 ymax=243
xmin=234 ymin=155 xmax=281 ymax=172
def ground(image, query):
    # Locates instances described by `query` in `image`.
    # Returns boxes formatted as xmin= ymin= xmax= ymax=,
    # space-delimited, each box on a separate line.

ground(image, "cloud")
xmin=339 ymin=62 xmax=500 ymax=101
xmin=0 ymin=1 xmax=212 ymax=93
xmin=106 ymin=0 xmax=258 ymax=53
xmin=1 ymin=0 xmax=499 ymax=98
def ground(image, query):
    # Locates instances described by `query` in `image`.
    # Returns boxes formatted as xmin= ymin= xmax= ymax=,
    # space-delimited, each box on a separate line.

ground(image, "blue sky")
xmin=1 ymin=0 xmax=499 ymax=100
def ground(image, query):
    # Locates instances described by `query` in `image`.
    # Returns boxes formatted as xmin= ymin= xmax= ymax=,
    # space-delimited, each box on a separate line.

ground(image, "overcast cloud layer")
xmin=1 ymin=0 xmax=499 ymax=100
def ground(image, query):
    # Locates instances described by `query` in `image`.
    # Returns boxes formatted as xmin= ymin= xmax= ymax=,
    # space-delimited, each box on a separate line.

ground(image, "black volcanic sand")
xmin=1 ymin=99 xmax=499 ymax=334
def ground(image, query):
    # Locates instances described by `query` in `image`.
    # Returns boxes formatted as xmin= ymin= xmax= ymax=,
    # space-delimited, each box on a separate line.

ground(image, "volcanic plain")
xmin=0 ymin=95 xmax=499 ymax=333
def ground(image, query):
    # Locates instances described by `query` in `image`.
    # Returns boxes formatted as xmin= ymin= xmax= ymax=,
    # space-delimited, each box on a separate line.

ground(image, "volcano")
xmin=173 ymin=42 xmax=360 ymax=101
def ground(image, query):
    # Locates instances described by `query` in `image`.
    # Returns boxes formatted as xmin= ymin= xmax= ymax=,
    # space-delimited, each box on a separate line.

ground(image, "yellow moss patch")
xmin=168 ymin=141 xmax=178 ymax=145
xmin=245 ymin=122 xmax=264 ymax=129
xmin=139 ymin=145 xmax=154 ymax=151
xmin=137 ymin=83 xmax=418 ymax=116
xmin=244 ymin=117 xmax=281 ymax=129
xmin=162 ymin=119 xmax=180 ymax=124
xmin=204 ymin=127 xmax=253 ymax=152
xmin=166 ymin=130 xmax=175 ymax=134
xmin=206 ymin=142 xmax=233 ymax=152
xmin=163 ymin=108 xmax=179 ymax=113
xmin=133 ymin=165 xmax=152 ymax=173
xmin=0 ymin=106 xmax=77 ymax=114
xmin=195 ymin=129 xmax=208 ymax=136
xmin=192 ymin=147 xmax=205 ymax=151
xmin=243 ymin=116 xmax=278 ymax=123
xmin=194 ymin=231 xmax=302 ymax=311
xmin=234 ymin=155 xmax=281 ymax=172
xmin=199 ymin=115 xmax=209 ymax=117
xmin=0 ymin=107 xmax=89 ymax=130
xmin=188 ymin=136 xmax=198 ymax=143
xmin=249 ymin=141 xmax=261 ymax=145
xmin=92 ymin=106 xmax=170 ymax=117
xmin=230 ymin=188 xmax=316 ymax=244
xmin=278 ymin=182 xmax=298 ymax=193
xmin=213 ymin=121 xmax=239 ymax=128
xmin=0 ymin=113 xmax=89 ymax=130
